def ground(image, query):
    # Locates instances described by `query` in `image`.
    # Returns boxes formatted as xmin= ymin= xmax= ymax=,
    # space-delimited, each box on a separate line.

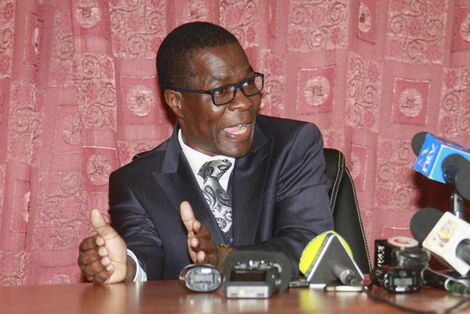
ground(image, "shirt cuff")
xmin=127 ymin=249 xmax=148 ymax=282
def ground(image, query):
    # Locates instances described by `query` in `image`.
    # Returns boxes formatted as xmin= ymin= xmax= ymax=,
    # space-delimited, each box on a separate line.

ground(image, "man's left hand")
xmin=180 ymin=201 xmax=220 ymax=265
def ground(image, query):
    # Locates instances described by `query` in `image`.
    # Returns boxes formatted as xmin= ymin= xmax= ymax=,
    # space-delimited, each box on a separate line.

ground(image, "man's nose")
xmin=227 ymin=87 xmax=258 ymax=111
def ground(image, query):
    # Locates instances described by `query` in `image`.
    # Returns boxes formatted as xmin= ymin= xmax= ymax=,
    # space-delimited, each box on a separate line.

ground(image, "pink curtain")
xmin=1 ymin=0 xmax=469 ymax=285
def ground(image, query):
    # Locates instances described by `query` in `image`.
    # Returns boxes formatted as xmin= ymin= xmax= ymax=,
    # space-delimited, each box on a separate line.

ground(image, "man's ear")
xmin=164 ymin=89 xmax=184 ymax=119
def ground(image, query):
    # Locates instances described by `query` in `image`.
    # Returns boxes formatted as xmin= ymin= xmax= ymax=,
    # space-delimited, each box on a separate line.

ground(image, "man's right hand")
xmin=78 ymin=209 xmax=131 ymax=284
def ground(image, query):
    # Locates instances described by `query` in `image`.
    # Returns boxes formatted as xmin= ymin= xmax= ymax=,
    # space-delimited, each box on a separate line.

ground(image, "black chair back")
xmin=323 ymin=148 xmax=372 ymax=273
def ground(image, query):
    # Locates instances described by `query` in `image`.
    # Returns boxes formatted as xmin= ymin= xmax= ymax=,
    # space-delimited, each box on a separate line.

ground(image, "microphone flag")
xmin=413 ymin=132 xmax=470 ymax=184
xmin=299 ymin=231 xmax=364 ymax=286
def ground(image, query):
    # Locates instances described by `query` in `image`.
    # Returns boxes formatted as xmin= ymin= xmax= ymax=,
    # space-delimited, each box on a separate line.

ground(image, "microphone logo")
xmin=426 ymin=218 xmax=455 ymax=249
xmin=419 ymin=143 xmax=436 ymax=173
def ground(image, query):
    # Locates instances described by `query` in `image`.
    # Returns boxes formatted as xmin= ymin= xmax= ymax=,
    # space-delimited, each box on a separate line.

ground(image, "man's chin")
xmin=219 ymin=143 xmax=252 ymax=158
xmin=217 ymin=128 xmax=255 ymax=157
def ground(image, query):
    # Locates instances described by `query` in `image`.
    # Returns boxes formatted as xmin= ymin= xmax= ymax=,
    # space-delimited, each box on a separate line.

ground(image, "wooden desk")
xmin=1 ymin=281 xmax=469 ymax=314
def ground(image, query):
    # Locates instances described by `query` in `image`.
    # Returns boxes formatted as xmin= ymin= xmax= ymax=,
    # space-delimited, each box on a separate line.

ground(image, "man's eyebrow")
xmin=209 ymin=74 xmax=229 ymax=83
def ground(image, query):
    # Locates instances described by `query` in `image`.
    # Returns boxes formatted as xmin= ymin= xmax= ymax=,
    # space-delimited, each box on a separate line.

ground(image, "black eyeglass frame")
xmin=169 ymin=72 xmax=265 ymax=106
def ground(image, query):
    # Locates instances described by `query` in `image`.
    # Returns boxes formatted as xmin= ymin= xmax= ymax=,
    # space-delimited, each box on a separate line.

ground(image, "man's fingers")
xmin=79 ymin=210 xmax=127 ymax=284
xmin=180 ymin=200 xmax=217 ymax=266
xmin=79 ymin=236 xmax=99 ymax=252
xmin=106 ymin=264 xmax=114 ymax=272
xmin=180 ymin=201 xmax=196 ymax=232
xmin=193 ymin=221 xmax=209 ymax=237
xmin=82 ymin=259 xmax=110 ymax=279
xmin=196 ymin=251 xmax=207 ymax=264
xmin=98 ymin=246 xmax=108 ymax=257
xmin=101 ymin=256 xmax=111 ymax=266
xmin=78 ymin=250 xmax=100 ymax=266
xmin=192 ymin=220 xmax=202 ymax=233
xmin=190 ymin=237 xmax=199 ymax=249
xmin=96 ymin=235 xmax=105 ymax=246
xmin=92 ymin=269 xmax=112 ymax=284
xmin=90 ymin=209 xmax=119 ymax=241
xmin=195 ymin=237 xmax=215 ymax=253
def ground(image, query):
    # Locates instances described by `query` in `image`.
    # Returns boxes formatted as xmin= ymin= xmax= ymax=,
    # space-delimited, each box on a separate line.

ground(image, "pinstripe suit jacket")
xmin=109 ymin=115 xmax=334 ymax=280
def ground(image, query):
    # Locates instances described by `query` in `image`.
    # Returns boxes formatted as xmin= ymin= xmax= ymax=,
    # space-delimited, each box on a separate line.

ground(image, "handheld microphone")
xmin=410 ymin=208 xmax=470 ymax=276
xmin=299 ymin=231 xmax=364 ymax=287
xmin=421 ymin=267 xmax=470 ymax=295
xmin=411 ymin=132 xmax=470 ymax=200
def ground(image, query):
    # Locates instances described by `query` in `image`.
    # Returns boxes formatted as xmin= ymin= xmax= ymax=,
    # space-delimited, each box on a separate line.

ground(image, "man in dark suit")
xmin=78 ymin=22 xmax=333 ymax=283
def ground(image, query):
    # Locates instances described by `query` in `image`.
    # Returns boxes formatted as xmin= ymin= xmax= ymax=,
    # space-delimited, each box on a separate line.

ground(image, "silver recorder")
xmin=179 ymin=264 xmax=222 ymax=292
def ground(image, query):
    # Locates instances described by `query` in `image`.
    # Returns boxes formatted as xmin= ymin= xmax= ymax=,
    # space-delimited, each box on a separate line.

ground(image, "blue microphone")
xmin=411 ymin=132 xmax=470 ymax=200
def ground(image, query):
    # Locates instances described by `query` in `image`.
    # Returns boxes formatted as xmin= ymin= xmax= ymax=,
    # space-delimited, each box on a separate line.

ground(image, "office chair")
xmin=323 ymin=148 xmax=372 ymax=274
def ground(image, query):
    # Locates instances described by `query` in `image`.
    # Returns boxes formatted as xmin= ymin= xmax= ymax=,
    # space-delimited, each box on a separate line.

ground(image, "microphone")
xmin=410 ymin=208 xmax=470 ymax=276
xmin=421 ymin=267 xmax=470 ymax=295
xmin=299 ymin=231 xmax=364 ymax=287
xmin=411 ymin=132 xmax=470 ymax=200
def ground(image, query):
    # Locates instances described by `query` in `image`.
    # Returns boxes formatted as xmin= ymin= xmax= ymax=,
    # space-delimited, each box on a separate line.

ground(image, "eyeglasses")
xmin=170 ymin=72 xmax=264 ymax=106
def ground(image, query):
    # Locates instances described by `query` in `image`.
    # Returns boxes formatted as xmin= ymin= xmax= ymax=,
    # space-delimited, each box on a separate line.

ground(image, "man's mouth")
xmin=222 ymin=123 xmax=252 ymax=139
xmin=224 ymin=123 xmax=248 ymax=134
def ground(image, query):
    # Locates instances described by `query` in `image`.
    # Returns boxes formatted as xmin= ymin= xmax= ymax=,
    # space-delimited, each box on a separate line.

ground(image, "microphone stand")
xmin=450 ymin=190 xmax=465 ymax=220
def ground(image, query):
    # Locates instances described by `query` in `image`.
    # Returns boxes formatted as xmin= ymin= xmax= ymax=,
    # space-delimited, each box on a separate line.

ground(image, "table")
xmin=1 ymin=281 xmax=470 ymax=313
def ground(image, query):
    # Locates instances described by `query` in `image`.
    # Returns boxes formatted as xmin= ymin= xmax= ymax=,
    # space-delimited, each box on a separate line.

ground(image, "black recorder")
xmin=372 ymin=236 xmax=429 ymax=293
xmin=223 ymin=250 xmax=292 ymax=298
xmin=371 ymin=266 xmax=422 ymax=293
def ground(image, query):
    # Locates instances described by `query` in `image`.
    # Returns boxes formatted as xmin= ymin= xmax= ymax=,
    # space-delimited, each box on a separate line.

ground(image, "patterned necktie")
xmin=198 ymin=159 xmax=232 ymax=233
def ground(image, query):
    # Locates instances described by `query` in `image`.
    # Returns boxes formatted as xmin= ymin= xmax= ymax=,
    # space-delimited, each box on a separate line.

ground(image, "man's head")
xmin=157 ymin=22 xmax=239 ymax=92
xmin=157 ymin=22 xmax=262 ymax=158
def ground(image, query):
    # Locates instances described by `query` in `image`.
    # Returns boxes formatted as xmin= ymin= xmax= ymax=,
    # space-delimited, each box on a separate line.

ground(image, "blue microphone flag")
xmin=413 ymin=133 xmax=470 ymax=184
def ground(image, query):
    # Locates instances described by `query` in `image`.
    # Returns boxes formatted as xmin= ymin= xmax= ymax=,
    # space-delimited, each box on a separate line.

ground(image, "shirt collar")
xmin=178 ymin=129 xmax=235 ymax=187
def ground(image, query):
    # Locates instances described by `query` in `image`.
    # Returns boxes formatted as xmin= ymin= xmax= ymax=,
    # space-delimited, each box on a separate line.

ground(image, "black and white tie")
xmin=198 ymin=159 xmax=232 ymax=233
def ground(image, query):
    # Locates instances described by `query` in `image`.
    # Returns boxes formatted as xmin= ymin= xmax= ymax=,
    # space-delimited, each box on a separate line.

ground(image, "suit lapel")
xmin=231 ymin=124 xmax=271 ymax=246
xmin=152 ymin=127 xmax=227 ymax=244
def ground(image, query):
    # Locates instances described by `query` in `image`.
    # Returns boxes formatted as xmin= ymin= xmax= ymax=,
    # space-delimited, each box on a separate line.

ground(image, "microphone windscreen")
xmin=299 ymin=230 xmax=352 ymax=275
xmin=443 ymin=154 xmax=470 ymax=200
xmin=411 ymin=131 xmax=428 ymax=156
xmin=410 ymin=208 xmax=443 ymax=243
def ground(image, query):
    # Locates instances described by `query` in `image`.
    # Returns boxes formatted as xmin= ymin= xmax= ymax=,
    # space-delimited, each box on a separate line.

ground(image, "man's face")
xmin=173 ymin=43 xmax=261 ymax=158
